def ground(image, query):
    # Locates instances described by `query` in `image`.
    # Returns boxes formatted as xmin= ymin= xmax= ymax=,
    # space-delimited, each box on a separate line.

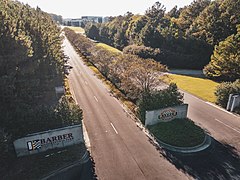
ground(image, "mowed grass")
xmin=169 ymin=74 xmax=219 ymax=103
xmin=66 ymin=26 xmax=85 ymax=34
xmin=148 ymin=118 xmax=205 ymax=147
xmin=97 ymin=43 xmax=122 ymax=53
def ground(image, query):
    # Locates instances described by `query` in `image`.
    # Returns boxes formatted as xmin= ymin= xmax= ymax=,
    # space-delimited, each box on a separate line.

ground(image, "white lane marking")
xmin=94 ymin=96 xmax=98 ymax=102
xmin=84 ymin=81 xmax=88 ymax=85
xmin=215 ymin=119 xmax=240 ymax=134
xmin=110 ymin=123 xmax=118 ymax=134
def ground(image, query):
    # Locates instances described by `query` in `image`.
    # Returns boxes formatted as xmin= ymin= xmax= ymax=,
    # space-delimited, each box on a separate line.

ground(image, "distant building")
xmin=82 ymin=16 xmax=103 ymax=23
xmin=63 ymin=16 xmax=109 ymax=27
xmin=63 ymin=16 xmax=104 ymax=27
xmin=63 ymin=18 xmax=83 ymax=27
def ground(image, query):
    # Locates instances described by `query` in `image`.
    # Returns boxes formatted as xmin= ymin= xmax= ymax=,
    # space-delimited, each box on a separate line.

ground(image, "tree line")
xmin=85 ymin=0 xmax=240 ymax=81
xmin=0 ymin=0 xmax=82 ymax=160
xmin=64 ymin=28 xmax=183 ymax=123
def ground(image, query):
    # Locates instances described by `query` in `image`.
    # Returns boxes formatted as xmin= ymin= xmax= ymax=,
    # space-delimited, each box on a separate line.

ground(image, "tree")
xmin=145 ymin=2 xmax=166 ymax=22
xmin=204 ymin=25 xmax=240 ymax=81
xmin=189 ymin=0 xmax=240 ymax=45
xmin=85 ymin=23 xmax=100 ymax=40
xmin=123 ymin=44 xmax=161 ymax=61
xmin=49 ymin=13 xmax=63 ymax=24
xmin=0 ymin=0 xmax=69 ymax=138
xmin=167 ymin=6 xmax=180 ymax=18
xmin=122 ymin=56 xmax=167 ymax=100
xmin=139 ymin=21 xmax=165 ymax=48
xmin=175 ymin=0 xmax=210 ymax=33
xmin=125 ymin=15 xmax=148 ymax=45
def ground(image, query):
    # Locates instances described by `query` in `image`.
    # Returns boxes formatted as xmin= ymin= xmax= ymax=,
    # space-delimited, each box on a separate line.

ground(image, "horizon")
xmin=17 ymin=0 xmax=194 ymax=18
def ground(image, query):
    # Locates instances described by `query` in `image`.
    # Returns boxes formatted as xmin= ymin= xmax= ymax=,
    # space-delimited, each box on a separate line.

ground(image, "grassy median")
xmin=96 ymin=43 xmax=122 ymax=53
xmin=168 ymin=74 xmax=219 ymax=103
xmin=148 ymin=118 xmax=205 ymax=147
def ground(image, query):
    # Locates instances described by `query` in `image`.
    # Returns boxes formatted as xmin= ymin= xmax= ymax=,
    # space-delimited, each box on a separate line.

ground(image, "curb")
xmin=156 ymin=134 xmax=212 ymax=153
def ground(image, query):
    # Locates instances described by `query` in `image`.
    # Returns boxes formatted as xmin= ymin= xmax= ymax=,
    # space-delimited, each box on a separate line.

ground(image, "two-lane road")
xmin=63 ymin=38 xmax=190 ymax=179
xmin=184 ymin=92 xmax=240 ymax=151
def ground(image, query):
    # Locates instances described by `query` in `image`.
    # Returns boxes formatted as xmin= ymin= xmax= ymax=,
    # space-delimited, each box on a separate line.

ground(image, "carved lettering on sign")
xmin=27 ymin=133 xmax=74 ymax=151
xmin=158 ymin=108 xmax=177 ymax=121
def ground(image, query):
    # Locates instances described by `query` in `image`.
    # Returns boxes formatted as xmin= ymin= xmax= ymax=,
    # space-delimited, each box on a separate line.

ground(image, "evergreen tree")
xmin=204 ymin=25 xmax=240 ymax=81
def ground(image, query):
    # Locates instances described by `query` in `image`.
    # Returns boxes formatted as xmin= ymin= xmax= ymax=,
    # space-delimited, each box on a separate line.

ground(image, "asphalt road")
xmin=184 ymin=92 xmax=240 ymax=152
xmin=63 ymin=38 xmax=190 ymax=180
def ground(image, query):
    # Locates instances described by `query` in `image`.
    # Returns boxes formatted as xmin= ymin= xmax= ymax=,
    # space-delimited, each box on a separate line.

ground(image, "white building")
xmin=63 ymin=16 xmax=104 ymax=27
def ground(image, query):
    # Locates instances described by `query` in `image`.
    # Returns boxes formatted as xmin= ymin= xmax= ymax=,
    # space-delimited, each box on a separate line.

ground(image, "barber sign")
xmin=145 ymin=104 xmax=188 ymax=126
xmin=13 ymin=125 xmax=83 ymax=157
xmin=26 ymin=133 xmax=74 ymax=151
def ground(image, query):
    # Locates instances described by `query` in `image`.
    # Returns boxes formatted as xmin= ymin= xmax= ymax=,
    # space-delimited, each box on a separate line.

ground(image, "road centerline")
xmin=110 ymin=123 xmax=118 ymax=134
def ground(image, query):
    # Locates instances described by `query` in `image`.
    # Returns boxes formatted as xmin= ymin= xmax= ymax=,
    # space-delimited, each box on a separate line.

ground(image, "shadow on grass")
xmin=169 ymin=69 xmax=205 ymax=78
xmin=150 ymin=137 xmax=240 ymax=180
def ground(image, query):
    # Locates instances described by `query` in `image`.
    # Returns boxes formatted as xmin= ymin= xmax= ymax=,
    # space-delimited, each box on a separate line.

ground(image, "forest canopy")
xmin=85 ymin=0 xmax=240 ymax=80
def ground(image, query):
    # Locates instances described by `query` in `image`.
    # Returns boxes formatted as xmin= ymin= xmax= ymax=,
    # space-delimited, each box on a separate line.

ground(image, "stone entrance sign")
xmin=145 ymin=104 xmax=188 ymax=126
xmin=14 ymin=125 xmax=83 ymax=157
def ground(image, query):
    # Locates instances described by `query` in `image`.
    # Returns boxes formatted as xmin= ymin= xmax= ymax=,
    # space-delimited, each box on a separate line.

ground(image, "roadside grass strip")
xmin=66 ymin=26 xmax=85 ymax=34
xmin=168 ymin=74 xmax=219 ymax=103
xmin=96 ymin=43 xmax=122 ymax=53
xmin=148 ymin=118 xmax=205 ymax=147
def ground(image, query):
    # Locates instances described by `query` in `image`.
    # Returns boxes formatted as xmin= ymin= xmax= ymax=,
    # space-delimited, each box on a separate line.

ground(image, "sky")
xmin=17 ymin=0 xmax=194 ymax=18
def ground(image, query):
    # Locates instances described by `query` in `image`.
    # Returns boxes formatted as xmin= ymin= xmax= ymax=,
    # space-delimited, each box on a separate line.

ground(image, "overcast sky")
xmin=17 ymin=0 xmax=194 ymax=18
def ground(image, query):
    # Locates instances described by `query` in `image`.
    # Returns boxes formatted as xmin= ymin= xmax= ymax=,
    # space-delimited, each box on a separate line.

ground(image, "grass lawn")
xmin=97 ymin=43 xmax=122 ymax=53
xmin=168 ymin=74 xmax=219 ymax=103
xmin=66 ymin=26 xmax=85 ymax=34
xmin=148 ymin=118 xmax=205 ymax=147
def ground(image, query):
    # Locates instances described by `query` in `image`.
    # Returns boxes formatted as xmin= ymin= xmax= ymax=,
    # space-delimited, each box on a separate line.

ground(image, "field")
xmin=96 ymin=43 xmax=122 ymax=53
xmin=168 ymin=74 xmax=219 ymax=103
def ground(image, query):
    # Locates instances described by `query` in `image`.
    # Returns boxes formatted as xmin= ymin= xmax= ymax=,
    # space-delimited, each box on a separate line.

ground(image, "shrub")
xmin=123 ymin=44 xmax=211 ymax=70
xmin=123 ymin=44 xmax=162 ymax=60
xmin=215 ymin=79 xmax=240 ymax=108
xmin=137 ymin=83 xmax=183 ymax=123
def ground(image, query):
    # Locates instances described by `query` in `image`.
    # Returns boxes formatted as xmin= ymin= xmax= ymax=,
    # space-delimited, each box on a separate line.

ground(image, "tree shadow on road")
xmin=154 ymin=137 xmax=240 ymax=180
